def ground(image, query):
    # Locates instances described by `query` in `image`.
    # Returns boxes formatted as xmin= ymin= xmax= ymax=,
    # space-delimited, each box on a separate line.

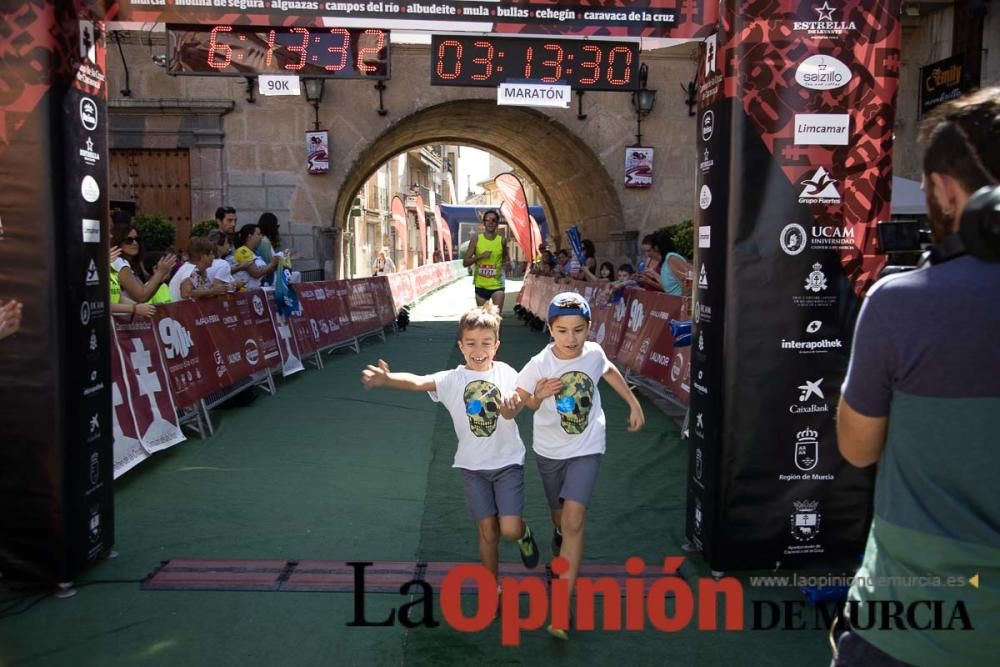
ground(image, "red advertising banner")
xmin=115 ymin=318 xmax=185 ymax=453
xmin=219 ymin=290 xmax=282 ymax=376
xmin=369 ymin=277 xmax=397 ymax=328
xmin=495 ymin=173 xmax=534 ymax=260
xmin=348 ymin=279 xmax=382 ymax=336
xmin=391 ymin=196 xmax=409 ymax=270
xmin=289 ymin=282 xmax=354 ymax=353
xmin=616 ymin=290 xmax=689 ymax=405
xmin=156 ymin=301 xmax=230 ymax=407
xmin=110 ymin=330 xmax=149 ymax=479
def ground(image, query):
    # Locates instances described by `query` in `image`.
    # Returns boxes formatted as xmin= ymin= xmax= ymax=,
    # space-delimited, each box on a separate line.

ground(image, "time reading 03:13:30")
xmin=165 ymin=24 xmax=390 ymax=79
xmin=430 ymin=34 xmax=639 ymax=92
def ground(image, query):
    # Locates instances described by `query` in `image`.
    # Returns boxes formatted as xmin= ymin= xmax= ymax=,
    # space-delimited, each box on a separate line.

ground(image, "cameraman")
xmin=833 ymin=87 xmax=1000 ymax=666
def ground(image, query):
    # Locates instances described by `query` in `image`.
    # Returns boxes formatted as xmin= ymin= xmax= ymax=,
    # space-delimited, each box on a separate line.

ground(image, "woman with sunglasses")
xmin=110 ymin=224 xmax=176 ymax=306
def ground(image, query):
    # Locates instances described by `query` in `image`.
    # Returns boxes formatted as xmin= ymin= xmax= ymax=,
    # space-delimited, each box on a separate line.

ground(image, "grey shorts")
xmin=534 ymin=453 xmax=602 ymax=509
xmin=459 ymin=464 xmax=525 ymax=521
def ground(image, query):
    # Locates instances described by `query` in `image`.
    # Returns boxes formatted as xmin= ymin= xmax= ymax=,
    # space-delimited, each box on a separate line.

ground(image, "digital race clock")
xmin=166 ymin=25 xmax=390 ymax=79
xmin=430 ymin=35 xmax=639 ymax=91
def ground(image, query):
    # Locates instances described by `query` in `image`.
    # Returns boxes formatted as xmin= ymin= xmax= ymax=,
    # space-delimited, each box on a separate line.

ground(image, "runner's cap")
xmin=548 ymin=292 xmax=591 ymax=323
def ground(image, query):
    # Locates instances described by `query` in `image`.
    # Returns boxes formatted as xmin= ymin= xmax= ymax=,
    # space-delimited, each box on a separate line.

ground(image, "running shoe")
xmin=551 ymin=527 xmax=563 ymax=557
xmin=517 ymin=525 xmax=540 ymax=569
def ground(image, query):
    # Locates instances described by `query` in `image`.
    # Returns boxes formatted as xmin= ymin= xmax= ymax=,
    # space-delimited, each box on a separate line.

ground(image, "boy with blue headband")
xmin=515 ymin=292 xmax=645 ymax=639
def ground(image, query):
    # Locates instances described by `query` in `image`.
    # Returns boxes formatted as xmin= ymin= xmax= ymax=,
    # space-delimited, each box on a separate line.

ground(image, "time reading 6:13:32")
xmin=166 ymin=24 xmax=391 ymax=79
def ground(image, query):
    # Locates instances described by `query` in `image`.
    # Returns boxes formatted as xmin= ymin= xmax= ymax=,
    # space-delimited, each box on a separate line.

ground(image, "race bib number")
xmin=478 ymin=264 xmax=497 ymax=278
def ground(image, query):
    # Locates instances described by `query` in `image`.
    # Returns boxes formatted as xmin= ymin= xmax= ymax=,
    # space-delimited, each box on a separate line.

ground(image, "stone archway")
xmin=334 ymin=99 xmax=624 ymax=246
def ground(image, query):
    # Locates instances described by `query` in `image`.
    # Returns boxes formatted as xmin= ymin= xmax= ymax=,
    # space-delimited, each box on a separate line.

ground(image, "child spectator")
xmin=582 ymin=261 xmax=615 ymax=282
xmin=515 ymin=292 xmax=645 ymax=640
xmin=361 ymin=302 xmax=540 ymax=583
xmin=207 ymin=230 xmax=244 ymax=292
xmin=169 ymin=238 xmax=226 ymax=301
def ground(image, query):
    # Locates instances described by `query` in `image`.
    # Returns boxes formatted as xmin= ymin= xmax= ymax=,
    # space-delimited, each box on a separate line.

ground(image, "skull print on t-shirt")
xmin=555 ymin=371 xmax=595 ymax=434
xmin=464 ymin=379 xmax=501 ymax=437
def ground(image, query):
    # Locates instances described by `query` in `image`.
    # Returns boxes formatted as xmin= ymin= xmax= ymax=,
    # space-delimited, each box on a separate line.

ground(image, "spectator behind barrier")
xmin=633 ymin=232 xmax=690 ymax=295
xmin=207 ymin=230 xmax=244 ymax=292
xmin=232 ymin=224 xmax=279 ymax=289
xmin=214 ymin=206 xmax=236 ymax=236
xmin=578 ymin=239 xmax=597 ymax=278
xmin=617 ymin=263 xmax=636 ymax=282
xmin=372 ymin=247 xmax=396 ymax=276
xmin=169 ymin=237 xmax=227 ymax=301
xmin=110 ymin=223 xmax=176 ymax=305
xmin=581 ymin=260 xmax=615 ymax=282
xmin=832 ymin=87 xmax=1000 ymax=667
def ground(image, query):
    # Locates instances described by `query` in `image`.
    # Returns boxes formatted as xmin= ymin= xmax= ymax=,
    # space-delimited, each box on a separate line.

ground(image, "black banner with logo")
xmin=919 ymin=54 xmax=977 ymax=117
xmin=685 ymin=0 xmax=899 ymax=571
xmin=0 ymin=2 xmax=114 ymax=582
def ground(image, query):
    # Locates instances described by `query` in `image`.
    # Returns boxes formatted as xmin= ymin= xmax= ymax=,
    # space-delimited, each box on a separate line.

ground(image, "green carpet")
xmin=0 ymin=279 xmax=830 ymax=666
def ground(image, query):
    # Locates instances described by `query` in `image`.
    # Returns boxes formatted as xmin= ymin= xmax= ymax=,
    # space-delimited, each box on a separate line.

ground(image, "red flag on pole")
xmin=529 ymin=215 xmax=542 ymax=257
xmin=435 ymin=204 xmax=453 ymax=260
xmin=391 ymin=195 xmax=409 ymax=270
xmin=415 ymin=194 xmax=428 ymax=265
xmin=494 ymin=172 xmax=533 ymax=260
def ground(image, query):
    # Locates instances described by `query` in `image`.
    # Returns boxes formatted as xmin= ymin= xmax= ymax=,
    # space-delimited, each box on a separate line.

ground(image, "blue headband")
xmin=547 ymin=292 xmax=591 ymax=323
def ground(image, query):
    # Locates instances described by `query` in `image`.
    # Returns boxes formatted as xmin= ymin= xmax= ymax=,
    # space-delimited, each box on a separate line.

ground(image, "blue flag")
xmin=566 ymin=225 xmax=586 ymax=264
xmin=274 ymin=265 xmax=301 ymax=317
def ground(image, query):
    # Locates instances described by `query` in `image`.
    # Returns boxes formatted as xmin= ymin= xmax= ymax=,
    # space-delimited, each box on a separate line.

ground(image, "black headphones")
xmin=926 ymin=185 xmax=1000 ymax=265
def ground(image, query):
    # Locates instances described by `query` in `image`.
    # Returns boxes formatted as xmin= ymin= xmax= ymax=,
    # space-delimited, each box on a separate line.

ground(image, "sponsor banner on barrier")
xmin=215 ymin=291 xmax=282 ymax=377
xmin=370 ymin=277 xmax=397 ymax=326
xmin=591 ymin=291 xmax=630 ymax=362
xmin=111 ymin=331 xmax=149 ymax=479
xmin=108 ymin=269 xmax=460 ymax=479
xmin=349 ymin=279 xmax=382 ymax=336
xmin=115 ymin=318 xmax=185 ymax=454
xmin=290 ymin=281 xmax=353 ymax=353
xmin=156 ymin=301 xmax=233 ymax=407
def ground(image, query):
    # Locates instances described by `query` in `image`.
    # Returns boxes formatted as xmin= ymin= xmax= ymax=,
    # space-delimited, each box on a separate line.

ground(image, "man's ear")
xmin=928 ymin=172 xmax=960 ymax=214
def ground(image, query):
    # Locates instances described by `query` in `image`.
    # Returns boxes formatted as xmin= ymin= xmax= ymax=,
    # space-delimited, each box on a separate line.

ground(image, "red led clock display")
xmin=166 ymin=25 xmax=390 ymax=79
xmin=431 ymin=35 xmax=638 ymax=91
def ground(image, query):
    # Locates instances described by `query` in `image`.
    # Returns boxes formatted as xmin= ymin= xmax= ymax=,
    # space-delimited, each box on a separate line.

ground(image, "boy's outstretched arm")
xmin=361 ymin=359 xmax=436 ymax=392
xmin=602 ymin=365 xmax=645 ymax=432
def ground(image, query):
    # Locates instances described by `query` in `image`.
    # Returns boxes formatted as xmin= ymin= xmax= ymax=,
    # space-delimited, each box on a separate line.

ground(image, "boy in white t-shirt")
xmin=515 ymin=292 xmax=645 ymax=640
xmin=361 ymin=303 xmax=540 ymax=581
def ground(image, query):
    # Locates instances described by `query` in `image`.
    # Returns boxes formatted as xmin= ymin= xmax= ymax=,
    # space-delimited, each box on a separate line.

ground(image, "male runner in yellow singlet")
xmin=463 ymin=209 xmax=510 ymax=310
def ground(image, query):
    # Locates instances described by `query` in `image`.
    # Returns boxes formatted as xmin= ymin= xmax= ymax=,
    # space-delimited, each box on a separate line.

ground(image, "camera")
xmin=876 ymin=219 xmax=931 ymax=277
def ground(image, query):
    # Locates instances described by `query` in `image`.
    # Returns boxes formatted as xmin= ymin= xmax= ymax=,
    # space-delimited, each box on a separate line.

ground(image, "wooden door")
xmin=109 ymin=149 xmax=192 ymax=244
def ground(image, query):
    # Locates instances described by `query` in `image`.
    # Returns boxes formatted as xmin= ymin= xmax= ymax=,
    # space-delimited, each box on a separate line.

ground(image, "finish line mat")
xmin=142 ymin=560 xmax=671 ymax=593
